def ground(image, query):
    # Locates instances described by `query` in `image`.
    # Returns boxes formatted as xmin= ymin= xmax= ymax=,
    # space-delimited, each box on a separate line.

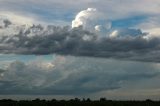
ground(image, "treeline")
xmin=0 ymin=98 xmax=160 ymax=106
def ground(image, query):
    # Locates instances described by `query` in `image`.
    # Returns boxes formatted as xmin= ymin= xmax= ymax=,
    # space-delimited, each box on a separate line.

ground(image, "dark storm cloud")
xmin=0 ymin=24 xmax=160 ymax=62
xmin=0 ymin=19 xmax=12 ymax=28
xmin=0 ymin=69 xmax=5 ymax=73
xmin=3 ymin=19 xmax=12 ymax=28
xmin=0 ymin=56 xmax=159 ymax=95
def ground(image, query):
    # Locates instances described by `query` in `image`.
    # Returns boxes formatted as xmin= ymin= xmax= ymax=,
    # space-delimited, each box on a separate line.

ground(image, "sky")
xmin=0 ymin=0 xmax=160 ymax=100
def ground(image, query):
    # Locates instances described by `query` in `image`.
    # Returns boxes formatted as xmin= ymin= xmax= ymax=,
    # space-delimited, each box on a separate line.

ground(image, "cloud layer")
xmin=0 ymin=55 xmax=159 ymax=95
xmin=0 ymin=7 xmax=160 ymax=63
xmin=0 ymin=21 xmax=160 ymax=62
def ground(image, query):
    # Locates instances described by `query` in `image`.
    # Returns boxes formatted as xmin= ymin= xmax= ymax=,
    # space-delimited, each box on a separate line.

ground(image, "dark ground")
xmin=0 ymin=98 xmax=160 ymax=106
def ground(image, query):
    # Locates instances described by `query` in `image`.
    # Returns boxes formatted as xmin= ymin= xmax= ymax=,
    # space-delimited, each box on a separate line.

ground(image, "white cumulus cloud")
xmin=72 ymin=8 xmax=111 ymax=36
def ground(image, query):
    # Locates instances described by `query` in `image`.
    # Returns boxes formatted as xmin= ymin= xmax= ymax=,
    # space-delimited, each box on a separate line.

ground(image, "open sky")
xmin=0 ymin=0 xmax=160 ymax=100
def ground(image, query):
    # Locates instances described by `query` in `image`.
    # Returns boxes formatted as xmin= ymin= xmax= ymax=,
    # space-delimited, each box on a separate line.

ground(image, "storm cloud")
xmin=0 ymin=56 xmax=159 ymax=95
xmin=0 ymin=23 xmax=160 ymax=62
xmin=0 ymin=18 xmax=12 ymax=28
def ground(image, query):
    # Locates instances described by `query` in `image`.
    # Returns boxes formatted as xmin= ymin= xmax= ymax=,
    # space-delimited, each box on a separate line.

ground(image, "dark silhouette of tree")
xmin=0 ymin=98 xmax=160 ymax=106
xmin=100 ymin=97 xmax=107 ymax=102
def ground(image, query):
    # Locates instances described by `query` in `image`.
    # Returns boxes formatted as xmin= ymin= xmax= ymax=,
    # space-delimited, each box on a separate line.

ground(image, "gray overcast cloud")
xmin=0 ymin=23 xmax=160 ymax=63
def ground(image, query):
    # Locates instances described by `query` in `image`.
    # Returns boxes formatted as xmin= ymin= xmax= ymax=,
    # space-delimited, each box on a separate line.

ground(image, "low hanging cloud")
xmin=0 ymin=23 xmax=160 ymax=62
xmin=0 ymin=56 xmax=159 ymax=95
xmin=0 ymin=8 xmax=160 ymax=62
